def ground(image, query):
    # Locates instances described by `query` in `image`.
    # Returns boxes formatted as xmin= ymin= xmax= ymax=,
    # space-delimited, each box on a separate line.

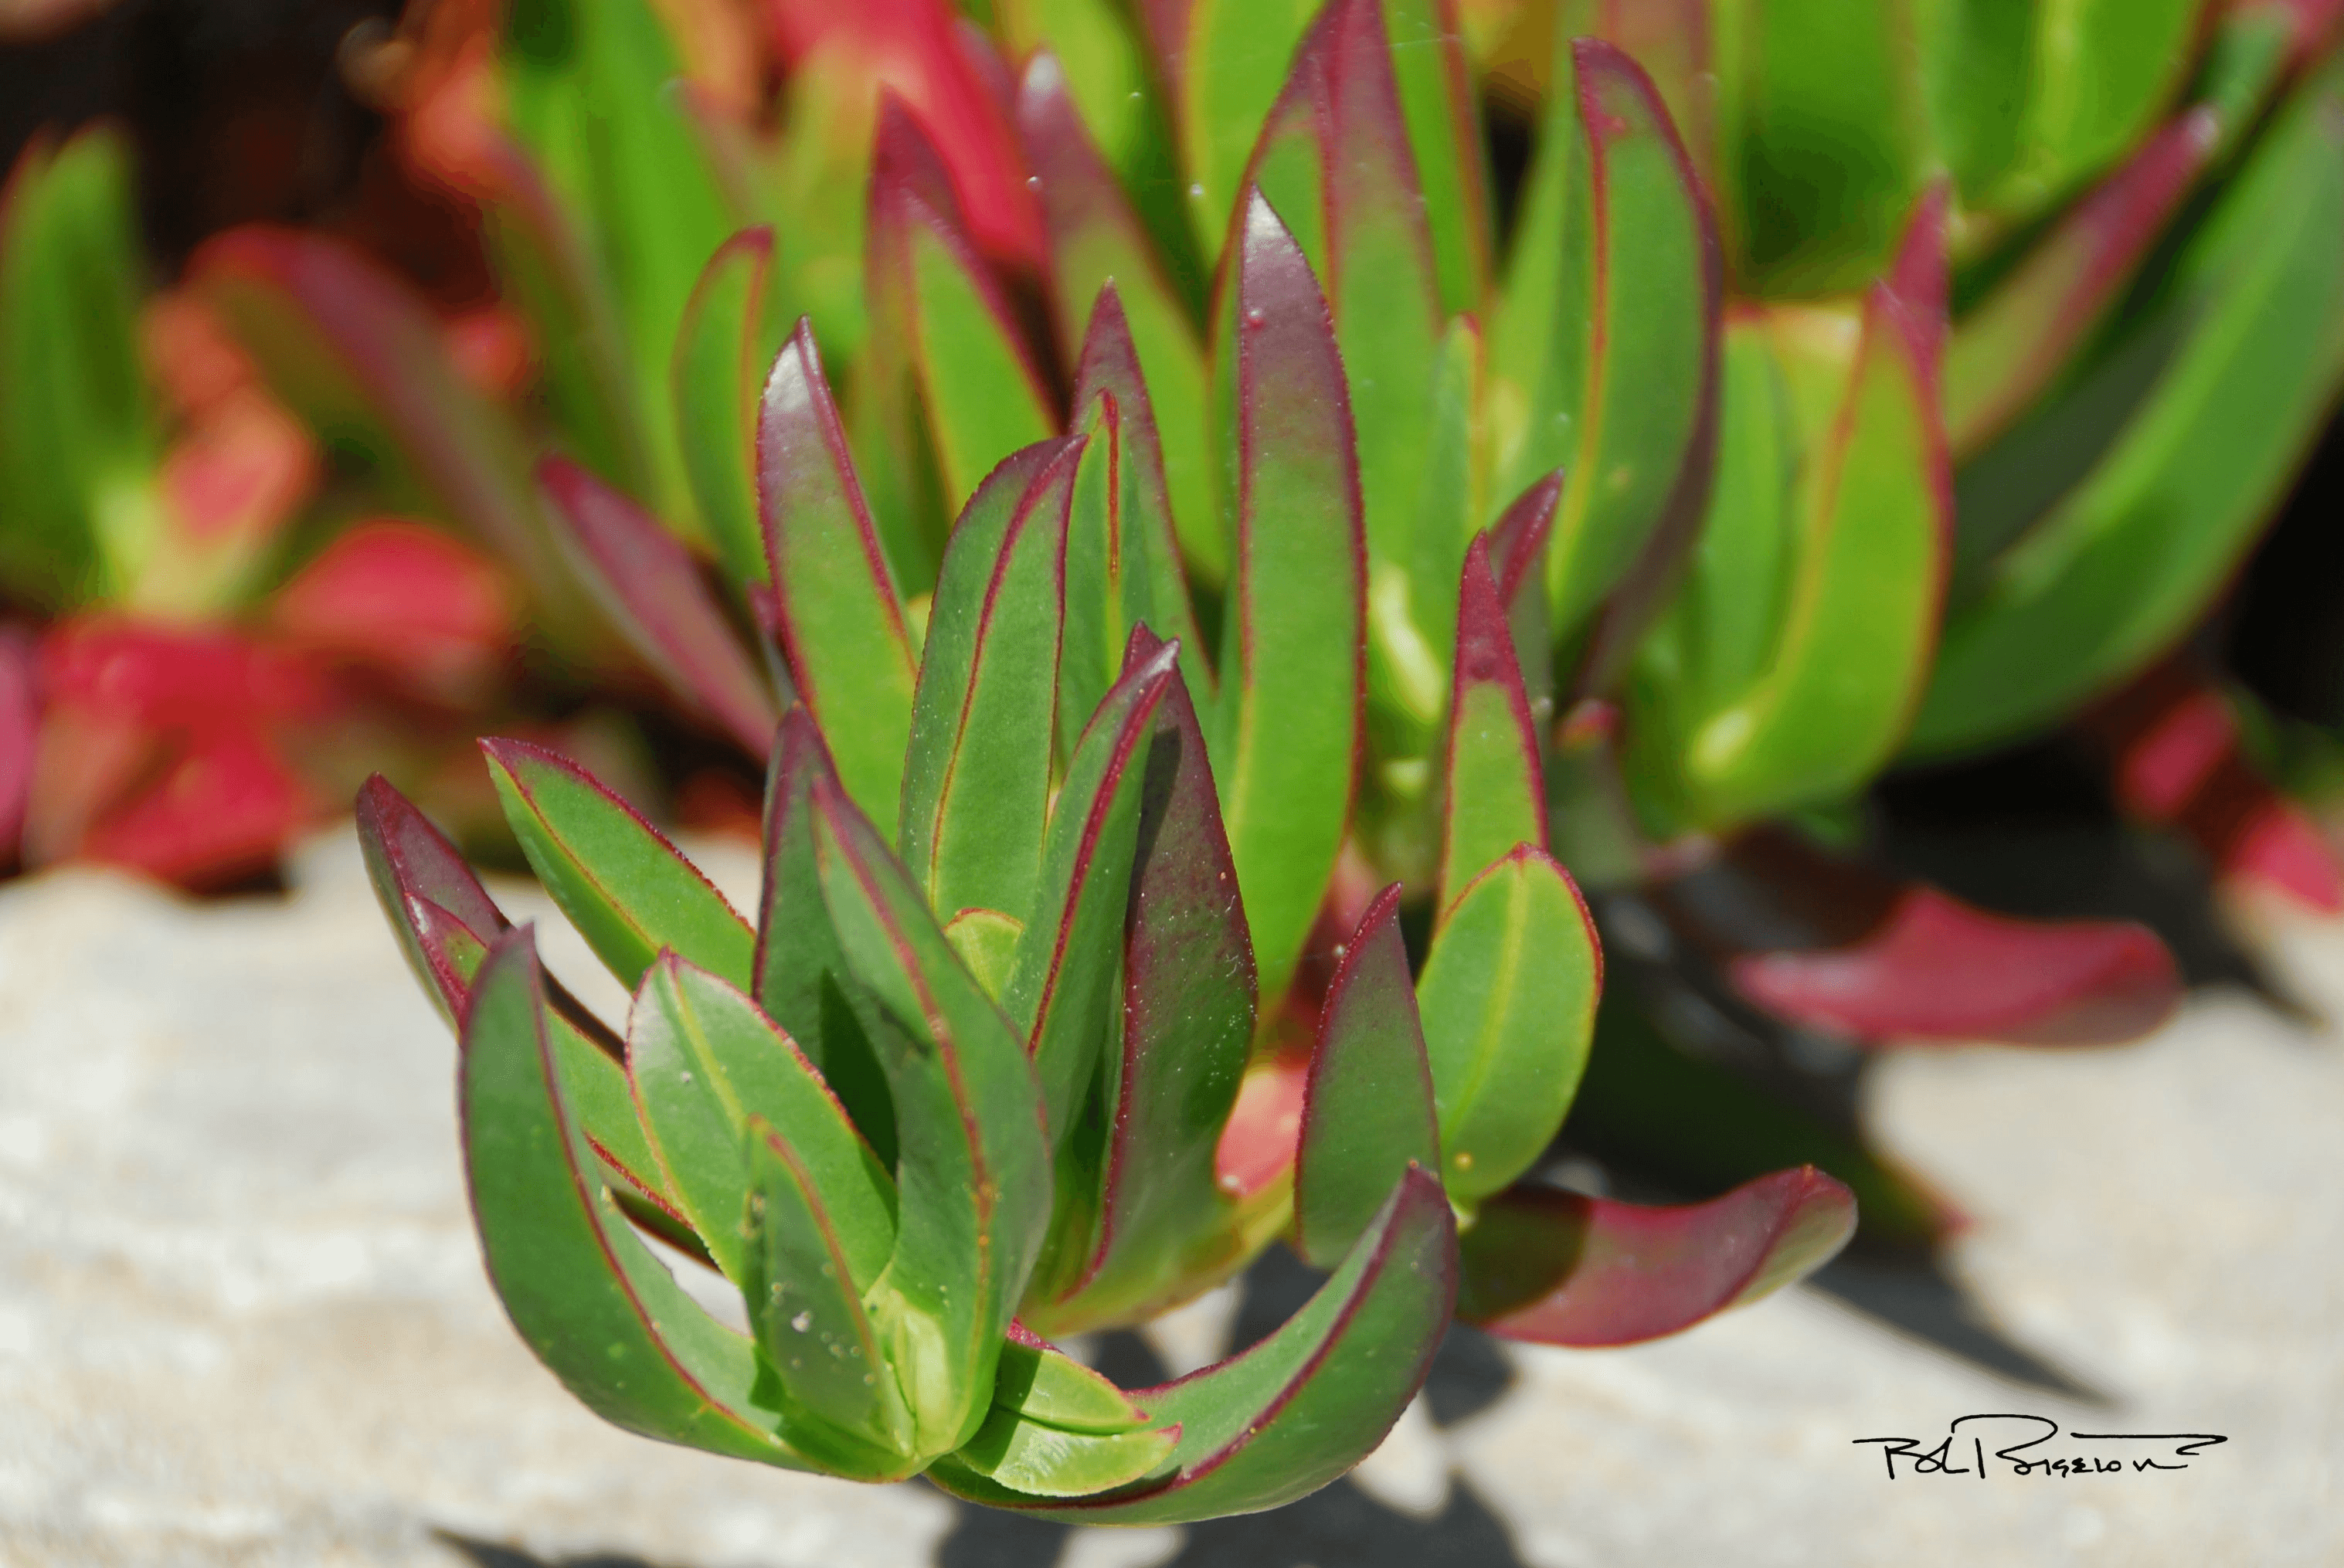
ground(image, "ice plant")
xmin=355 ymin=137 xmax=1860 ymax=1503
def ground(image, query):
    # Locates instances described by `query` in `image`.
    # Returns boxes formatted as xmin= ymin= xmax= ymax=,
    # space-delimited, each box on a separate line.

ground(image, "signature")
xmin=1854 ymin=1415 xmax=2228 ymax=1479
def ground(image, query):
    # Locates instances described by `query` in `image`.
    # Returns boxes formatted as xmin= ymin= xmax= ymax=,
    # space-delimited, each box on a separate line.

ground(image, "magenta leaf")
xmin=1456 ymin=1167 xmax=1856 ymax=1347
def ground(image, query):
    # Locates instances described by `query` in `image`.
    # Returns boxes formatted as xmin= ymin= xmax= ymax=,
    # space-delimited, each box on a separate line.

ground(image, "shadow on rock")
xmin=433 ymin=1529 xmax=670 ymax=1568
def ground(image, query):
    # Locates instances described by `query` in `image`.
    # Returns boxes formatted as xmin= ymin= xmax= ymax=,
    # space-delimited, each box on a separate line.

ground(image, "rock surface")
xmin=2 ymin=830 xmax=2337 ymax=1567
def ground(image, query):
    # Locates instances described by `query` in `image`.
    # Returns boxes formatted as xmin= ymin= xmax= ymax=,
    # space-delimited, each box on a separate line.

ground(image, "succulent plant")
xmin=355 ymin=178 xmax=1860 ymax=1507
xmin=212 ymin=0 xmax=2344 ymax=1509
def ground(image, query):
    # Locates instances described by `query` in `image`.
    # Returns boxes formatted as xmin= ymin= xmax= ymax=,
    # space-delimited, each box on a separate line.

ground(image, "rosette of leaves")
xmin=358 ymin=253 xmax=1853 ymax=1510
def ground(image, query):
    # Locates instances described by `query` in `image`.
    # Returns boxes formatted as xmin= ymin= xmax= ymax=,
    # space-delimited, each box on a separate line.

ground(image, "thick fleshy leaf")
xmin=742 ymin=1115 xmax=901 ymax=1445
xmin=1918 ymin=0 xmax=2207 ymax=227
xmin=354 ymin=776 xmax=685 ymax=1234
xmin=1008 ymin=636 xmax=1180 ymax=1151
xmin=483 ymin=738 xmax=755 ymax=992
xmin=1493 ymin=38 xmax=1721 ymax=653
xmin=1391 ymin=317 xmax=1488 ymax=735
xmin=1062 ymin=289 xmax=1214 ymax=725
xmin=946 ymin=1407 xmax=1177 ymax=1498
xmin=457 ymin=929 xmax=838 ymax=1473
xmin=535 ymin=456 xmax=779 ymax=757
xmin=1293 ymin=887 xmax=1440 ymax=1268
xmin=810 ymin=772 xmax=1054 ymax=1458
xmin=1017 ymin=59 xmax=1219 ymax=584
xmin=931 ymin=1166 xmax=1455 ymax=1523
xmin=1042 ymin=628 xmax=1257 ymax=1332
xmin=1456 ymin=1168 xmax=1856 ymax=1346
xmin=1438 ymin=535 xmax=1547 ymax=911
xmin=672 ymin=227 xmax=785 ymax=587
xmin=1417 ymin=847 xmax=1602 ymax=1207
xmin=1384 ymin=0 xmax=1493 ymax=316
xmin=1945 ymin=110 xmax=2219 ymax=456
xmin=1911 ymin=68 xmax=2344 ymax=757
xmin=1210 ymin=191 xmax=1366 ymax=1009
xmin=990 ymin=1325 xmax=1152 ymax=1434
xmin=1730 ymin=885 xmax=2179 ymax=1047
xmin=899 ymin=440 xmax=1079 ymax=921
xmin=1680 ymin=192 xmax=1950 ymax=826
xmin=626 ymin=954 xmax=895 ymax=1288
xmin=861 ymin=99 xmax=1058 ymax=584
xmin=753 ymin=711 xmax=897 ymax=1166
xmin=1487 ymin=470 xmax=1561 ymax=723
xmin=758 ymin=321 xmax=919 ymax=839
xmin=1709 ymin=0 xmax=1931 ymax=292
xmin=1247 ymin=0 xmax=1444 ymax=587
xmin=1177 ymin=0 xmax=1321 ymax=253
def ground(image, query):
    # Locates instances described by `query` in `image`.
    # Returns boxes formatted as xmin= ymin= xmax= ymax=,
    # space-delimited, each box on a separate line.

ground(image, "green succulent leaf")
xmin=627 ymin=953 xmax=895 ymax=1291
xmin=535 ymin=455 xmax=780 ymax=757
xmin=1679 ymin=192 xmax=1951 ymax=826
xmin=932 ymin=1166 xmax=1456 ymax=1523
xmin=458 ymin=928 xmax=829 ymax=1471
xmin=943 ymin=907 xmax=1026 ymax=1003
xmin=1384 ymin=0 xmax=1494 ymax=316
xmin=355 ymin=777 xmax=681 ymax=1229
xmin=862 ymin=102 xmax=1058 ymax=585
xmin=1062 ymin=287 xmax=1216 ymax=730
xmin=1010 ymin=634 xmax=1179 ymax=1155
xmin=1210 ymin=190 xmax=1366 ymax=1010
xmin=1247 ymin=0 xmax=1444 ymax=589
xmin=946 ymin=1405 xmax=1178 ymax=1498
xmin=1912 ymin=67 xmax=2344 ymax=756
xmin=754 ymin=712 xmax=898 ymax=1167
xmin=0 ymin=124 xmax=160 ymax=609
xmin=1945 ymin=109 xmax=2219 ymax=456
xmin=810 ymin=769 xmax=1054 ymax=1458
xmin=1017 ymin=59 xmax=1221 ymax=585
xmin=1293 ymin=885 xmax=1441 ymax=1268
xmin=1486 ymin=472 xmax=1561 ymax=727
xmin=742 ymin=1115 xmax=902 ymax=1448
xmin=1041 ymin=627 xmax=1258 ymax=1332
xmin=1393 ymin=316 xmax=1487 ymax=729
xmin=673 ymin=226 xmax=786 ymax=587
xmin=1494 ymin=37 xmax=1721 ymax=653
xmin=483 ymin=737 xmax=756 ymax=992
xmin=1439 ymin=535 xmax=1550 ymax=911
xmin=989 ymin=1325 xmax=1153 ymax=1434
xmin=1177 ymin=0 xmax=1321 ymax=256
xmin=758 ymin=321 xmax=919 ymax=840
xmin=1919 ymin=0 xmax=2209 ymax=226
xmin=1417 ymin=846 xmax=1602 ymax=1207
xmin=899 ymin=440 xmax=1081 ymax=923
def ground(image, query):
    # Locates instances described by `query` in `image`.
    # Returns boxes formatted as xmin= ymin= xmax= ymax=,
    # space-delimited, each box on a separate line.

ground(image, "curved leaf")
xmin=626 ymin=954 xmax=895 ymax=1288
xmin=458 ymin=928 xmax=836 ymax=1472
xmin=1017 ymin=58 xmax=1219 ymax=583
xmin=1438 ymin=535 xmax=1547 ymax=911
xmin=673 ymin=226 xmax=785 ymax=587
xmin=1210 ymin=191 xmax=1366 ymax=1009
xmin=1729 ymin=885 xmax=2179 ymax=1047
xmin=535 ymin=456 xmax=779 ymax=756
xmin=1384 ymin=0 xmax=1493 ymax=316
xmin=1456 ymin=1167 xmax=1855 ymax=1346
xmin=1293 ymin=885 xmax=1440 ymax=1268
xmin=899 ymin=440 xmax=1080 ymax=921
xmin=1493 ymin=37 xmax=1721 ymax=650
xmin=990 ymin=1325 xmax=1153 ymax=1434
xmin=482 ymin=737 xmax=755 ymax=991
xmin=932 ymin=1166 xmax=1456 ymax=1523
xmin=1417 ymin=846 xmax=1601 ymax=1207
xmin=862 ymin=99 xmax=1058 ymax=585
xmin=1042 ymin=627 xmax=1257 ymax=1332
xmin=1912 ymin=70 xmax=2344 ymax=756
xmin=810 ymin=772 xmax=1054 ymax=1458
xmin=1683 ymin=191 xmax=1950 ymax=826
xmin=946 ymin=1407 xmax=1177 ymax=1498
xmin=758 ymin=321 xmax=919 ymax=838
xmin=1177 ymin=0 xmax=1322 ymax=254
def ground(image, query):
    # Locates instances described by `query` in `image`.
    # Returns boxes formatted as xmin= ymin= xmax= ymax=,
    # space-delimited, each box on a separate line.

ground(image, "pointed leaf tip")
xmin=1458 ymin=1167 xmax=1855 ymax=1346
